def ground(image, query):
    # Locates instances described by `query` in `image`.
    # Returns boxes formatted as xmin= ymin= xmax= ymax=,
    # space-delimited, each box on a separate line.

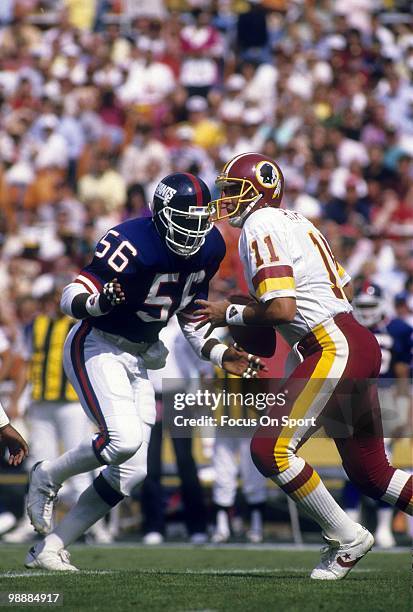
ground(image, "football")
xmin=228 ymin=294 xmax=277 ymax=357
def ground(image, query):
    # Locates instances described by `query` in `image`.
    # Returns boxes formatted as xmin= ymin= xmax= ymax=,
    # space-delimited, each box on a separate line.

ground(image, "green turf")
xmin=0 ymin=545 xmax=411 ymax=611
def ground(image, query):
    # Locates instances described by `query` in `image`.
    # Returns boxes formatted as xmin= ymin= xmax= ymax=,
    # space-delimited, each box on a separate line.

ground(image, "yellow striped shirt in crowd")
xmin=30 ymin=314 xmax=77 ymax=402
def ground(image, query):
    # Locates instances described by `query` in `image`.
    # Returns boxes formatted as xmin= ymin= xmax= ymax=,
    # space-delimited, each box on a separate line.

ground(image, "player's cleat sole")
xmin=310 ymin=524 xmax=374 ymax=580
xmin=25 ymin=546 xmax=78 ymax=572
xmin=27 ymin=461 xmax=61 ymax=535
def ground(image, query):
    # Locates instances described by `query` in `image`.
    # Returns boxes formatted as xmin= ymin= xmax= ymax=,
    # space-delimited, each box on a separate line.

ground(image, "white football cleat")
xmin=25 ymin=546 xmax=78 ymax=572
xmin=246 ymin=528 xmax=263 ymax=544
xmin=375 ymin=527 xmax=396 ymax=549
xmin=142 ymin=531 xmax=164 ymax=545
xmin=211 ymin=509 xmax=230 ymax=543
xmin=246 ymin=509 xmax=264 ymax=543
xmin=211 ymin=527 xmax=230 ymax=544
xmin=0 ymin=512 xmax=16 ymax=536
xmin=311 ymin=524 xmax=374 ymax=580
xmin=27 ymin=461 xmax=61 ymax=535
xmin=3 ymin=515 xmax=36 ymax=543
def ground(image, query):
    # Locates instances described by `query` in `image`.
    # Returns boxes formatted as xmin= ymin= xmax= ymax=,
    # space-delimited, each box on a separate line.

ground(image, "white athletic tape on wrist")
xmin=85 ymin=293 xmax=105 ymax=317
xmin=209 ymin=343 xmax=228 ymax=368
xmin=225 ymin=303 xmax=246 ymax=326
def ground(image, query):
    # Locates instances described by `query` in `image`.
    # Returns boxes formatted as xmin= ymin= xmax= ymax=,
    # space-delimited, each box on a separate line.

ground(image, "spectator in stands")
xmin=78 ymin=149 xmax=126 ymax=213
xmin=120 ymin=121 xmax=170 ymax=188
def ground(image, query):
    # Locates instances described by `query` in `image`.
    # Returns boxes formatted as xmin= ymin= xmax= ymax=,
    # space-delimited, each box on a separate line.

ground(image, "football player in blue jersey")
xmin=25 ymin=172 xmax=264 ymax=571
xmin=343 ymin=283 xmax=413 ymax=547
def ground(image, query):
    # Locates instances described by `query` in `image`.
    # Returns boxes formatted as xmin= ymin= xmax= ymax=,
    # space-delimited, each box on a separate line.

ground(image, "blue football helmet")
xmin=151 ymin=172 xmax=213 ymax=257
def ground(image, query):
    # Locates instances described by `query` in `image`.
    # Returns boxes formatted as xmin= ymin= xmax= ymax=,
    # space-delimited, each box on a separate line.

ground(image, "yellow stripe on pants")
xmin=273 ymin=323 xmax=337 ymax=473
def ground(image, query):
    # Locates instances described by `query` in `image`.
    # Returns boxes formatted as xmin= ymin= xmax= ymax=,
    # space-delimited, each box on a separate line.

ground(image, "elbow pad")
xmin=61 ymin=283 xmax=89 ymax=318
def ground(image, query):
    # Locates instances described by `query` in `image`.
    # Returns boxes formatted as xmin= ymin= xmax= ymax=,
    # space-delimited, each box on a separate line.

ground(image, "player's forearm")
xmin=9 ymin=361 xmax=28 ymax=406
xmin=61 ymin=284 xmax=89 ymax=318
xmin=178 ymin=315 xmax=228 ymax=367
xmin=230 ymin=297 xmax=296 ymax=327
xmin=61 ymin=283 xmax=114 ymax=319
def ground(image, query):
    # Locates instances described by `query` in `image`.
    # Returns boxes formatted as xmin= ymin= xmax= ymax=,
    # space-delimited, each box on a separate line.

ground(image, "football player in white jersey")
xmin=195 ymin=152 xmax=412 ymax=580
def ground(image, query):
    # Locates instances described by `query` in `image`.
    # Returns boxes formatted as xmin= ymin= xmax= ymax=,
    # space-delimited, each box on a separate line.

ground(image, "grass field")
xmin=0 ymin=544 xmax=411 ymax=611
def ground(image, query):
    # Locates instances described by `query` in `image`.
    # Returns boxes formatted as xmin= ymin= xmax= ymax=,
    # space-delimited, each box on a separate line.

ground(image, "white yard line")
xmin=0 ymin=570 xmax=116 ymax=578
xmin=0 ymin=568 xmax=374 ymax=578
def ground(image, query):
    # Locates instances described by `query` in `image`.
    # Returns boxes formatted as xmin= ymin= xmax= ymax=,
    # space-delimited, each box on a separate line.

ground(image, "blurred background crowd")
xmin=0 ymin=0 xmax=411 ymax=547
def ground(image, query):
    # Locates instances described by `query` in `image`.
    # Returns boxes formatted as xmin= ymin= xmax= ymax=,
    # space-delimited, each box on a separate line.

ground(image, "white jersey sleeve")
xmin=0 ymin=401 xmax=9 ymax=428
xmin=239 ymin=209 xmax=296 ymax=303
xmin=336 ymin=261 xmax=351 ymax=287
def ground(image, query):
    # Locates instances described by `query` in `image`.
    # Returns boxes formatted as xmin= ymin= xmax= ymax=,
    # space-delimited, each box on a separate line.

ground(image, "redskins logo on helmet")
xmin=209 ymin=152 xmax=284 ymax=227
xmin=255 ymin=160 xmax=281 ymax=194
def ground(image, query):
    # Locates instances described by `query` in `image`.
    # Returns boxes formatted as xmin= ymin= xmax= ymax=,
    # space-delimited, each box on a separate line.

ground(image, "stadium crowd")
xmin=0 ymin=0 xmax=412 ymax=544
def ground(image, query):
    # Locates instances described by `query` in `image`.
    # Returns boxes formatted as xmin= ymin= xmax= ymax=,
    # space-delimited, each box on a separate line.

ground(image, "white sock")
xmin=250 ymin=509 xmax=263 ymax=534
xmin=298 ymin=480 xmax=358 ymax=543
xmin=216 ymin=509 xmax=230 ymax=535
xmin=45 ymin=441 xmax=102 ymax=485
xmin=346 ymin=508 xmax=361 ymax=523
xmin=42 ymin=483 xmax=112 ymax=551
xmin=376 ymin=507 xmax=393 ymax=533
xmin=273 ymin=458 xmax=358 ymax=544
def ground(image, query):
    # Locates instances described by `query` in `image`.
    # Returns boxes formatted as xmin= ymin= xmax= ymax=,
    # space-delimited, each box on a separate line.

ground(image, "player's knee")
xmin=251 ymin=433 xmax=294 ymax=478
xmin=106 ymin=441 xmax=141 ymax=465
xmin=104 ymin=429 xmax=142 ymax=465
xmin=250 ymin=436 xmax=275 ymax=477
xmin=117 ymin=455 xmax=148 ymax=496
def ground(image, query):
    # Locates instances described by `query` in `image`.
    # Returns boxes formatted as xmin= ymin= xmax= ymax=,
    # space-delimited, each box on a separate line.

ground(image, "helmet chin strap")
xmin=229 ymin=193 xmax=263 ymax=228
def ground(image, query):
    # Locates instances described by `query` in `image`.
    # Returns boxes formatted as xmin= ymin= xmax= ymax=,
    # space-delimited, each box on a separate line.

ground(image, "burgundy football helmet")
xmin=209 ymin=152 xmax=284 ymax=227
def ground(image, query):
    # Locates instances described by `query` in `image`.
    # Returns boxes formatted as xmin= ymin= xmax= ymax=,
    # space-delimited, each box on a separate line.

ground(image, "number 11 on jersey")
xmin=251 ymin=235 xmax=279 ymax=267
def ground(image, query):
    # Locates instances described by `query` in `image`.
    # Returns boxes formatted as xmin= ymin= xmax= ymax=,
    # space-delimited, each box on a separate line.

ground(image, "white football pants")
xmin=212 ymin=436 xmax=267 ymax=507
xmin=63 ymin=321 xmax=156 ymax=496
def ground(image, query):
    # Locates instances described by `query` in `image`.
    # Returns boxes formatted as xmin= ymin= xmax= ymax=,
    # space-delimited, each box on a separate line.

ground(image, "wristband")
xmin=0 ymin=404 xmax=10 ymax=429
xmin=225 ymin=303 xmax=246 ymax=326
xmin=85 ymin=293 xmax=105 ymax=317
xmin=209 ymin=343 xmax=228 ymax=368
